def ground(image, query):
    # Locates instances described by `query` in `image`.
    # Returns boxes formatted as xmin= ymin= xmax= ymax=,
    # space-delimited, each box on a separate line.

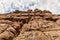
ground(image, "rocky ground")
xmin=0 ymin=9 xmax=60 ymax=40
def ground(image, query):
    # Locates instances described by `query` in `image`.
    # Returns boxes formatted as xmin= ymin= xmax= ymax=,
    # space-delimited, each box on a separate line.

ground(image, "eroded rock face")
xmin=0 ymin=9 xmax=60 ymax=40
xmin=0 ymin=24 xmax=8 ymax=33
xmin=14 ymin=31 xmax=51 ymax=40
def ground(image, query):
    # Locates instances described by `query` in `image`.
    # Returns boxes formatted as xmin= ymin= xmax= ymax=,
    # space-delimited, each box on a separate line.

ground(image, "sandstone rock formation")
xmin=0 ymin=9 xmax=60 ymax=40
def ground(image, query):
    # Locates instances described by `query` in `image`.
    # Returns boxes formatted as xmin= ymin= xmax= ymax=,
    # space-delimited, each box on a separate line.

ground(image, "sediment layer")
xmin=0 ymin=9 xmax=60 ymax=40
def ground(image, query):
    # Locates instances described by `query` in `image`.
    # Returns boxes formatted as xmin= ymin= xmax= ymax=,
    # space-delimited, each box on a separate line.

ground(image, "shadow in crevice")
xmin=45 ymin=18 xmax=58 ymax=22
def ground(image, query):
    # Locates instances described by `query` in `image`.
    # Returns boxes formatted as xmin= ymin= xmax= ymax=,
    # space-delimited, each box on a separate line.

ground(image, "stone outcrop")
xmin=0 ymin=9 xmax=60 ymax=40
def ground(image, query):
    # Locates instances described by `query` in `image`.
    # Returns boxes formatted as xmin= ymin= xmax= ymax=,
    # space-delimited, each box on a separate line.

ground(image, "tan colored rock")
xmin=0 ymin=24 xmax=9 ymax=33
xmin=0 ymin=9 xmax=60 ymax=40
xmin=0 ymin=31 xmax=14 ymax=39
xmin=14 ymin=31 xmax=51 ymax=40
xmin=44 ymin=31 xmax=60 ymax=40
xmin=56 ymin=19 xmax=60 ymax=25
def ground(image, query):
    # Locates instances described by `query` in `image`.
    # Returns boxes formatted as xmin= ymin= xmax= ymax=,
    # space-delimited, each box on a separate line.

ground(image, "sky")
xmin=0 ymin=0 xmax=60 ymax=14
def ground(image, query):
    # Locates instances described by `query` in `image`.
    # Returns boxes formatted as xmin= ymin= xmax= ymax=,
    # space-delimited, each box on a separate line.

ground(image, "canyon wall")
xmin=0 ymin=9 xmax=60 ymax=40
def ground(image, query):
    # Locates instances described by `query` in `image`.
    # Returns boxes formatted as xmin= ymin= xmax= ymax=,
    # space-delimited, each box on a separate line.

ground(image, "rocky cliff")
xmin=0 ymin=9 xmax=60 ymax=40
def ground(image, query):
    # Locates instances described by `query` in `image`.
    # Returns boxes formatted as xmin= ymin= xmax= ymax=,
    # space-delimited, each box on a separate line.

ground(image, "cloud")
xmin=0 ymin=0 xmax=60 ymax=14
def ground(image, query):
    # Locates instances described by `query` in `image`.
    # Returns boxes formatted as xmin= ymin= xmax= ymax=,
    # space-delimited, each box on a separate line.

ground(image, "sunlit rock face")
xmin=0 ymin=0 xmax=60 ymax=14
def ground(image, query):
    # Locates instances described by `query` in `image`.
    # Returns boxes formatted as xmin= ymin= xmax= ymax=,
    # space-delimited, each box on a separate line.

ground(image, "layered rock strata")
xmin=0 ymin=9 xmax=60 ymax=40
